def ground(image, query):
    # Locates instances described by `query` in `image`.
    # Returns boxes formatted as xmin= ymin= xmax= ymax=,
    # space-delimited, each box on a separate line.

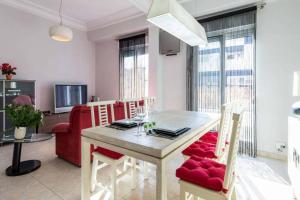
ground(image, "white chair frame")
xmin=215 ymin=103 xmax=234 ymax=162
xmin=143 ymin=97 xmax=155 ymax=114
xmin=120 ymin=98 xmax=142 ymax=119
xmin=179 ymin=109 xmax=245 ymax=200
xmin=183 ymin=103 xmax=233 ymax=162
xmin=87 ymin=100 xmax=134 ymax=200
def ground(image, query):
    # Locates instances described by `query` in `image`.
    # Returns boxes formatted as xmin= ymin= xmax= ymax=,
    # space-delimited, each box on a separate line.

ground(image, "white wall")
xmin=95 ymin=40 xmax=119 ymax=100
xmin=148 ymin=26 xmax=187 ymax=111
xmin=148 ymin=27 xmax=161 ymax=108
xmin=256 ymin=0 xmax=300 ymax=156
xmin=0 ymin=4 xmax=95 ymax=111
xmin=159 ymin=43 xmax=187 ymax=110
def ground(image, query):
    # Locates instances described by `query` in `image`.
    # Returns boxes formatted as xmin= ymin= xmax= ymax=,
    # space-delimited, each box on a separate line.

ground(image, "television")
xmin=54 ymin=84 xmax=88 ymax=113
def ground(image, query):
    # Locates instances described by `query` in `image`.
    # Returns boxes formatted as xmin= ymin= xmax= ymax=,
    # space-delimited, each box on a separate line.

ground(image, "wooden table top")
xmin=82 ymin=110 xmax=219 ymax=158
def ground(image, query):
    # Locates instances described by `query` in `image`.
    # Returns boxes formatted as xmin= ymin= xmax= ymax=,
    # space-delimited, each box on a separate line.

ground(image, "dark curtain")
xmin=186 ymin=46 xmax=199 ymax=111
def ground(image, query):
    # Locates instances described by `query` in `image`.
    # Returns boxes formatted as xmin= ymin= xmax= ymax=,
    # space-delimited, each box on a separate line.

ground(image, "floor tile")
xmin=0 ymin=138 xmax=293 ymax=200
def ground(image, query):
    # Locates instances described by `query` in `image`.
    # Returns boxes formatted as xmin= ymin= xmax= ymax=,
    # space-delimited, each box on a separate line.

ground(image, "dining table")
xmin=81 ymin=110 xmax=220 ymax=200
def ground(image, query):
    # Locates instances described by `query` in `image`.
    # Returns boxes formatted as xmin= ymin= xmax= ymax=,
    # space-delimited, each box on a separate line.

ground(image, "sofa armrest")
xmin=52 ymin=123 xmax=70 ymax=133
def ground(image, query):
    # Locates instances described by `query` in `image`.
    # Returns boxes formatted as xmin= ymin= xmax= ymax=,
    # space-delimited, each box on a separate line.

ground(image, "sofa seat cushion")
xmin=52 ymin=123 xmax=70 ymax=133
xmin=176 ymin=156 xmax=226 ymax=192
xmin=94 ymin=147 xmax=124 ymax=160
xmin=182 ymin=141 xmax=217 ymax=159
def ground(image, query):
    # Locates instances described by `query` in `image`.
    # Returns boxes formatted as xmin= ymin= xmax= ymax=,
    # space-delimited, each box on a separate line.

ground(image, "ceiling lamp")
xmin=147 ymin=0 xmax=207 ymax=46
xmin=49 ymin=0 xmax=73 ymax=42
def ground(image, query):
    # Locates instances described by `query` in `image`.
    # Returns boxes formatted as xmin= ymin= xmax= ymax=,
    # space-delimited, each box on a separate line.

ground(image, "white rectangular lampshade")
xmin=147 ymin=0 xmax=207 ymax=47
xmin=293 ymin=71 xmax=300 ymax=96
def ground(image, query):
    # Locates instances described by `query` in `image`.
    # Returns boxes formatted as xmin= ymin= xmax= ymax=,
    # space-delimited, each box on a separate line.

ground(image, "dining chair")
xmin=182 ymin=103 xmax=233 ymax=162
xmin=143 ymin=97 xmax=155 ymax=114
xmin=87 ymin=100 xmax=133 ymax=200
xmin=120 ymin=98 xmax=151 ymax=180
xmin=199 ymin=103 xmax=234 ymax=144
xmin=121 ymin=99 xmax=142 ymax=119
xmin=176 ymin=109 xmax=245 ymax=200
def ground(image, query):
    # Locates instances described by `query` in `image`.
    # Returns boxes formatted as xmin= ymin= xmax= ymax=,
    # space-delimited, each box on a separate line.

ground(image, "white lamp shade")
xmin=49 ymin=25 xmax=73 ymax=42
xmin=147 ymin=0 xmax=207 ymax=46
xmin=293 ymin=71 xmax=300 ymax=96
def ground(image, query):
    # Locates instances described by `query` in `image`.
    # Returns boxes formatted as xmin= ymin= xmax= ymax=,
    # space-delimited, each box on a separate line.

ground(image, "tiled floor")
xmin=0 ymin=138 xmax=294 ymax=200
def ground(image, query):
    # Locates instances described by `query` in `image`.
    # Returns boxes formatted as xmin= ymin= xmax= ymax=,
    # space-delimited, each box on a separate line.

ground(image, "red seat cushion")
xmin=176 ymin=156 xmax=226 ymax=192
xmin=199 ymin=131 xmax=218 ymax=144
xmin=200 ymin=131 xmax=230 ymax=145
xmin=94 ymin=147 xmax=124 ymax=160
xmin=182 ymin=141 xmax=217 ymax=159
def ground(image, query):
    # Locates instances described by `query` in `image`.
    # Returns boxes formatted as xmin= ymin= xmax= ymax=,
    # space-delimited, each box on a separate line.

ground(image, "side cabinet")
xmin=288 ymin=115 xmax=300 ymax=199
xmin=0 ymin=80 xmax=36 ymax=140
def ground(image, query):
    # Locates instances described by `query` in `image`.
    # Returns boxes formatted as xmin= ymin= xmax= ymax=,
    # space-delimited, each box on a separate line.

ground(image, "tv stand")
xmin=39 ymin=112 xmax=70 ymax=133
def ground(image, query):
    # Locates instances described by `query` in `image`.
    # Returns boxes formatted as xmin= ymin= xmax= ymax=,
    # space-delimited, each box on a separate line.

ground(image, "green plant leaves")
xmin=143 ymin=121 xmax=156 ymax=130
xmin=5 ymin=105 xmax=43 ymax=128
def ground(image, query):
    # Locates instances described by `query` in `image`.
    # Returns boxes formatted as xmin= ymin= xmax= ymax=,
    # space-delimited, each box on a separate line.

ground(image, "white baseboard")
xmin=257 ymin=150 xmax=287 ymax=161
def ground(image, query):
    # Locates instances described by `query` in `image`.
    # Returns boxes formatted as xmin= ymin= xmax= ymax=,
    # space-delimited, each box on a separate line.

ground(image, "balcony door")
xmin=198 ymin=30 xmax=256 ymax=157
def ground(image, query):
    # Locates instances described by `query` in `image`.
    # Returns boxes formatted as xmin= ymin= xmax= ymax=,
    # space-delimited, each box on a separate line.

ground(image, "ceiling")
xmin=1 ymin=0 xmax=258 ymax=32
xmin=28 ymin=0 xmax=141 ymax=22
xmin=1 ymin=0 xmax=145 ymax=31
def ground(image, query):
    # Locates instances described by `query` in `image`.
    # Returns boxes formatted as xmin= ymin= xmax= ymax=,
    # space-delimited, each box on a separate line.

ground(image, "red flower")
xmin=2 ymin=63 xmax=9 ymax=67
xmin=1 ymin=63 xmax=17 ymax=75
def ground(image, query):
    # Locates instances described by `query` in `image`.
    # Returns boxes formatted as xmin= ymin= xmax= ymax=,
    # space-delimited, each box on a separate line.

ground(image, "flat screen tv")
xmin=54 ymin=84 xmax=87 ymax=113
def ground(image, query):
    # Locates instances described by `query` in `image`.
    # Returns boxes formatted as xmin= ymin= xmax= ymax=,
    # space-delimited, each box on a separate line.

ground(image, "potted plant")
xmin=143 ymin=121 xmax=156 ymax=133
xmin=1 ymin=63 xmax=17 ymax=80
xmin=5 ymin=105 xmax=43 ymax=139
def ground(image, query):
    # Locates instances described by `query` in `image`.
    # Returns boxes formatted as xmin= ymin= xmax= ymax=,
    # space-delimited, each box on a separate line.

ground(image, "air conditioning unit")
xmin=159 ymin=30 xmax=180 ymax=56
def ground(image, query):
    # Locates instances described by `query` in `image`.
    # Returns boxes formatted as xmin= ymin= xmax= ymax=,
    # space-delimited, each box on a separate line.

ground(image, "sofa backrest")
xmin=69 ymin=105 xmax=93 ymax=131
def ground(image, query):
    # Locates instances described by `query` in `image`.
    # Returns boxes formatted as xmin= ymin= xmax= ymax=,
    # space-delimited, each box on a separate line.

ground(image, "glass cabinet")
xmin=0 ymin=80 xmax=36 ymax=140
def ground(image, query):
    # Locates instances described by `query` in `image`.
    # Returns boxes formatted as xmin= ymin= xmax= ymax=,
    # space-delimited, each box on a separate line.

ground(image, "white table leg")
xmin=81 ymin=138 xmax=91 ymax=200
xmin=156 ymin=160 xmax=167 ymax=200
xmin=144 ymin=161 xmax=149 ymax=180
xmin=131 ymin=158 xmax=137 ymax=189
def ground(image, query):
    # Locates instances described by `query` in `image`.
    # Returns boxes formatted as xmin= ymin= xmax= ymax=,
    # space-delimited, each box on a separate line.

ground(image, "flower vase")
xmin=14 ymin=127 xmax=27 ymax=140
xmin=5 ymin=74 xmax=13 ymax=80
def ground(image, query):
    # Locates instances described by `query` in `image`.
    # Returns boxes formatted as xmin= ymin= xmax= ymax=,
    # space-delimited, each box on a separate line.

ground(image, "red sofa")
xmin=52 ymin=101 xmax=143 ymax=166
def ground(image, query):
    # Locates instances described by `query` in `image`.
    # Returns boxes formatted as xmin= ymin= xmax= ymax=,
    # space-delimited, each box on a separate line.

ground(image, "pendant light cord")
xmin=59 ymin=0 xmax=63 ymax=25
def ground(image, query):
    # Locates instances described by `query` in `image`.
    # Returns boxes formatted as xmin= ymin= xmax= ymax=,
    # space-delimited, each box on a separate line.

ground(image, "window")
xmin=188 ymin=8 xmax=257 ymax=157
xmin=119 ymin=34 xmax=149 ymax=99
